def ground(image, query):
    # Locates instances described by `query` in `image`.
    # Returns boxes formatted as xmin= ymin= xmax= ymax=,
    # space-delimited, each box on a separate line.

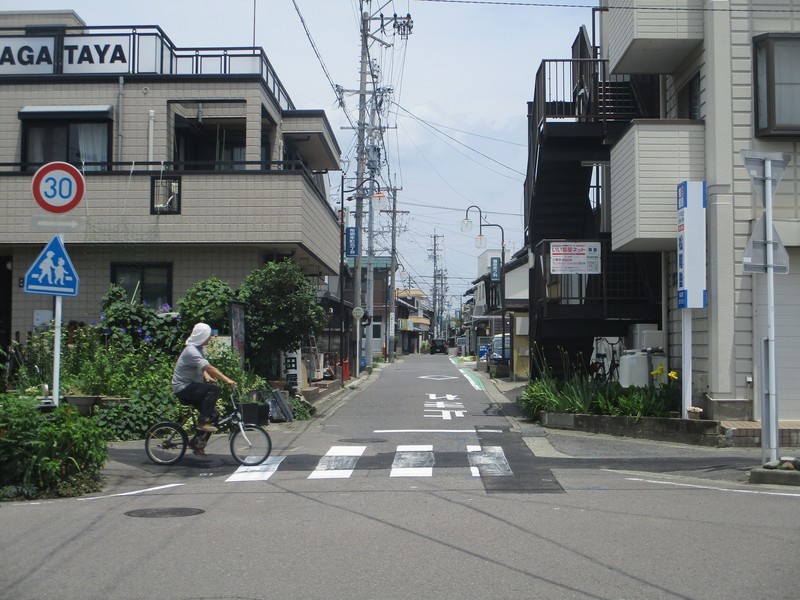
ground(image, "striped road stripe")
xmin=225 ymin=456 xmax=285 ymax=482
xmin=467 ymin=445 xmax=513 ymax=477
xmin=390 ymin=444 xmax=434 ymax=477
xmin=308 ymin=445 xmax=367 ymax=479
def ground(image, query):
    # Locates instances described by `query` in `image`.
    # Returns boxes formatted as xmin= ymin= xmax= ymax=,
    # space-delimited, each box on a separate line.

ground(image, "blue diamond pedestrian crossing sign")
xmin=24 ymin=235 xmax=79 ymax=296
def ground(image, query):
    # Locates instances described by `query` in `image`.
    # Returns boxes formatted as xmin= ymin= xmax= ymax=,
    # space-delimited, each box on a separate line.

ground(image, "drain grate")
xmin=124 ymin=507 xmax=205 ymax=518
xmin=338 ymin=438 xmax=387 ymax=444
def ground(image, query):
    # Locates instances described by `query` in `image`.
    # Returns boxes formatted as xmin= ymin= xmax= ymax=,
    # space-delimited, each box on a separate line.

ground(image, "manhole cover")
xmin=124 ymin=507 xmax=205 ymax=518
xmin=338 ymin=438 xmax=387 ymax=444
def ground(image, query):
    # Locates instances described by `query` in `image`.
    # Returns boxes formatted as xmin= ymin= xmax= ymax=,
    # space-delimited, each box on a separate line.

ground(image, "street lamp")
xmin=461 ymin=205 xmax=507 ymax=370
xmin=340 ymin=175 xmax=382 ymax=383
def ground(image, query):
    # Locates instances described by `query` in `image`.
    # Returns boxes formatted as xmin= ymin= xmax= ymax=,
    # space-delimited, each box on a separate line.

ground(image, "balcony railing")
xmin=0 ymin=159 xmax=316 ymax=176
xmin=0 ymin=24 xmax=294 ymax=111
xmin=532 ymin=58 xmax=659 ymax=132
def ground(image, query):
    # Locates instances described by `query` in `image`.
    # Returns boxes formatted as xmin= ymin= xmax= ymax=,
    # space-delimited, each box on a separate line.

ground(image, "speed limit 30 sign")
xmin=31 ymin=162 xmax=86 ymax=213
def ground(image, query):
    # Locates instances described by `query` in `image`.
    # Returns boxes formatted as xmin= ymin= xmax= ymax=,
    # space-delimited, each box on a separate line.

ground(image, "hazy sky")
xmin=6 ymin=0 xmax=595 ymax=306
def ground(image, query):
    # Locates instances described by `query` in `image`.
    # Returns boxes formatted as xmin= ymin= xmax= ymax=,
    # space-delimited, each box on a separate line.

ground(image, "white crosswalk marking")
xmin=224 ymin=443 xmax=515 ymax=483
xmin=225 ymin=456 xmax=285 ymax=482
xmin=391 ymin=444 xmax=434 ymax=477
xmin=467 ymin=445 xmax=513 ymax=477
xmin=308 ymin=445 xmax=366 ymax=479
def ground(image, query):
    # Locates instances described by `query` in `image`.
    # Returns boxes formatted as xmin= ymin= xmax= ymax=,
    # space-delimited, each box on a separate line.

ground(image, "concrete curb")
xmin=748 ymin=468 xmax=800 ymax=486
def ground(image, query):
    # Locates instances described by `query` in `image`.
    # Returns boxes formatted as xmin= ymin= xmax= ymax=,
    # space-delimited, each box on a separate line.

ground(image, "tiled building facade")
xmin=0 ymin=11 xmax=341 ymax=348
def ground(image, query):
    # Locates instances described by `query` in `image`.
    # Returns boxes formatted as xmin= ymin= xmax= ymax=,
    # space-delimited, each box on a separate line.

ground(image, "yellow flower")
xmin=668 ymin=370 xmax=678 ymax=381
xmin=650 ymin=364 xmax=665 ymax=377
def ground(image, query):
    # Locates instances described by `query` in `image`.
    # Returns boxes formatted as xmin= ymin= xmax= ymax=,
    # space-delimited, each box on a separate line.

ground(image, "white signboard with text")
xmin=1 ymin=35 xmax=130 ymax=75
xmin=550 ymin=242 xmax=601 ymax=275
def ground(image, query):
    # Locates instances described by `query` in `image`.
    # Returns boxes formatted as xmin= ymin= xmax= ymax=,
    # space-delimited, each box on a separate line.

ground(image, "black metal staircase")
xmin=525 ymin=43 xmax=661 ymax=379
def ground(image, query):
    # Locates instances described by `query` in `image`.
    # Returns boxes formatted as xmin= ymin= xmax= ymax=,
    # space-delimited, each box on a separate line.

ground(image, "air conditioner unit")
xmin=628 ymin=324 xmax=661 ymax=350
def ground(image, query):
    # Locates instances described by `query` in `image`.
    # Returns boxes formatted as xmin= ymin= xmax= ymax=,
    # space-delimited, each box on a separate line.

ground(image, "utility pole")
xmin=348 ymin=1 xmax=413 ymax=374
xmin=364 ymin=83 xmax=385 ymax=369
xmin=381 ymin=186 xmax=408 ymax=363
xmin=429 ymin=233 xmax=445 ymax=338
xmin=351 ymin=4 xmax=370 ymax=378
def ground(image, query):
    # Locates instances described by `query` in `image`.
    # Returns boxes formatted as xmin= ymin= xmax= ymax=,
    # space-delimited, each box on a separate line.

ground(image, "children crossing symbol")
xmin=24 ymin=235 xmax=80 ymax=296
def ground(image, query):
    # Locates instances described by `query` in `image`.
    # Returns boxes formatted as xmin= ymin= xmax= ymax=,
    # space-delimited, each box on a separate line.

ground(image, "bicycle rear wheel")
xmin=145 ymin=422 xmax=187 ymax=465
xmin=229 ymin=425 xmax=271 ymax=466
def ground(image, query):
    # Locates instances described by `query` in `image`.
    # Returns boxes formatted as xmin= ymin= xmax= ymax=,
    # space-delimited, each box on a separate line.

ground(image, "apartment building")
xmin=0 ymin=10 xmax=341 ymax=350
xmin=526 ymin=0 xmax=800 ymax=420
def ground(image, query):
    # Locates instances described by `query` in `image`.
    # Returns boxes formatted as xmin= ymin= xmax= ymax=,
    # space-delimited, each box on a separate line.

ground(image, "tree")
xmin=237 ymin=260 xmax=327 ymax=377
xmin=176 ymin=276 xmax=235 ymax=340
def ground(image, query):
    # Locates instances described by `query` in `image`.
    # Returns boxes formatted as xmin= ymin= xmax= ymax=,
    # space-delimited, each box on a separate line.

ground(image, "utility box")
xmin=619 ymin=350 xmax=667 ymax=387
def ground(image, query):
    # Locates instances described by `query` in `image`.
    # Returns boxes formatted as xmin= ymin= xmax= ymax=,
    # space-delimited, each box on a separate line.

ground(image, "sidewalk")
xmin=463 ymin=363 xmax=800 ymax=487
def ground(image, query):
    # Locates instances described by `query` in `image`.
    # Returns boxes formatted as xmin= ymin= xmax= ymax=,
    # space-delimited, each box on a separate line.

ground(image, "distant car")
xmin=490 ymin=334 xmax=511 ymax=363
xmin=430 ymin=338 xmax=448 ymax=354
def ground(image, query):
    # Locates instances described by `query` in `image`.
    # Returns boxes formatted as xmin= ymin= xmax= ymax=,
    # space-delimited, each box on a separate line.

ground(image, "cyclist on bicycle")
xmin=172 ymin=323 xmax=236 ymax=433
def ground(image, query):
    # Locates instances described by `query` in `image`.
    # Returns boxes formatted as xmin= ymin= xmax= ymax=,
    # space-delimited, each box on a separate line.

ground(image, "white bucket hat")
xmin=186 ymin=323 xmax=212 ymax=346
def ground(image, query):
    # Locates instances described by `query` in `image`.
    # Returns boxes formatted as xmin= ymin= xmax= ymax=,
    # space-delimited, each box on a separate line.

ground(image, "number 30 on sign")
xmin=31 ymin=162 xmax=86 ymax=214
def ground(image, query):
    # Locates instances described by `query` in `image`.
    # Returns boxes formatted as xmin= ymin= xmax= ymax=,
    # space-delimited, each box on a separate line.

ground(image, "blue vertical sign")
xmin=677 ymin=181 xmax=706 ymax=309
xmin=24 ymin=235 xmax=80 ymax=296
xmin=345 ymin=227 xmax=359 ymax=257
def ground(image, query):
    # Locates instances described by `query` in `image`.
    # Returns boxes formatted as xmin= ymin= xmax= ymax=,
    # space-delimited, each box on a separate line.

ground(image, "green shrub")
xmin=99 ymin=284 xmax=182 ymax=354
xmin=291 ymin=395 xmax=316 ymax=420
xmin=176 ymin=276 xmax=235 ymax=339
xmin=0 ymin=395 xmax=107 ymax=500
xmin=519 ymin=377 xmax=561 ymax=419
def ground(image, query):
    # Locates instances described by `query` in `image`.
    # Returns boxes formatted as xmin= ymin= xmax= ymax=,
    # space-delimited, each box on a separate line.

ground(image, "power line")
xmin=396 ymin=102 xmax=526 ymax=177
xmin=413 ymin=0 xmax=798 ymax=12
xmin=290 ymin=0 xmax=357 ymax=130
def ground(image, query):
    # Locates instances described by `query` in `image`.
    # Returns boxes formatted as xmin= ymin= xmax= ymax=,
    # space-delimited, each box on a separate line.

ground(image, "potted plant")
xmin=238 ymin=389 xmax=270 ymax=425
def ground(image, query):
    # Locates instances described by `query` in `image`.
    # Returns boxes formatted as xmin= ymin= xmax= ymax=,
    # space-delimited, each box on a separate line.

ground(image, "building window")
xmin=19 ymin=106 xmax=113 ymax=171
xmin=677 ymin=73 xmax=701 ymax=120
xmin=754 ymin=33 xmax=800 ymax=137
xmin=111 ymin=263 xmax=172 ymax=309
xmin=151 ymin=176 xmax=181 ymax=214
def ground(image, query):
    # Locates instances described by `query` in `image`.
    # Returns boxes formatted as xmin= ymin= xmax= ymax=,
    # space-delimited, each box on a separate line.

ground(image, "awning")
xmin=18 ymin=105 xmax=114 ymax=120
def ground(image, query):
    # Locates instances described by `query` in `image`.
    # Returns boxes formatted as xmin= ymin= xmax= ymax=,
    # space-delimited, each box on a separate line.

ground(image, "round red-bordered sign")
xmin=31 ymin=162 xmax=86 ymax=214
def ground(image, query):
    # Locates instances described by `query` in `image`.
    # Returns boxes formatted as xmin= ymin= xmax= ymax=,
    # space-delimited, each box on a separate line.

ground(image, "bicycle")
xmin=144 ymin=386 xmax=272 ymax=466
xmin=589 ymin=337 xmax=622 ymax=383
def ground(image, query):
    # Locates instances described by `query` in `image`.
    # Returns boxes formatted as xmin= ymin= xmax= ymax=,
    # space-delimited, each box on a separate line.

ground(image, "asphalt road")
xmin=2 ymin=354 xmax=799 ymax=600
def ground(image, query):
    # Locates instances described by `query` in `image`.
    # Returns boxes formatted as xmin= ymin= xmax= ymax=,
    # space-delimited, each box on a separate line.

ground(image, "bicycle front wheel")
xmin=145 ymin=422 xmax=187 ymax=465
xmin=229 ymin=425 xmax=272 ymax=466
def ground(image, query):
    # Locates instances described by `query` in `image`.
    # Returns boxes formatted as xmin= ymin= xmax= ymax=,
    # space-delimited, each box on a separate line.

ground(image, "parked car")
xmin=430 ymin=338 xmax=448 ymax=354
xmin=490 ymin=334 xmax=511 ymax=363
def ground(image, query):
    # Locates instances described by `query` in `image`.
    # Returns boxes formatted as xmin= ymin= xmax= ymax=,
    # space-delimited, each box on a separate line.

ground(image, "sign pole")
xmin=682 ymin=309 xmax=692 ymax=419
xmin=52 ymin=296 xmax=63 ymax=407
xmin=676 ymin=181 xmax=707 ymax=418
xmin=764 ymin=159 xmax=778 ymax=463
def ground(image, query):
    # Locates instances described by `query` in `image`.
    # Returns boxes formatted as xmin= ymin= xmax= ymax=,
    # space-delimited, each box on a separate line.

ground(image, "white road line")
xmin=467 ymin=445 xmax=513 ymax=477
xmin=226 ymin=456 xmax=285 ymax=482
xmin=80 ymin=483 xmax=184 ymax=500
xmin=308 ymin=445 xmax=366 ymax=479
xmin=391 ymin=444 xmax=434 ymax=477
xmin=625 ymin=476 xmax=800 ymax=498
xmin=374 ymin=429 xmax=475 ymax=433
xmin=467 ymin=445 xmax=482 ymax=476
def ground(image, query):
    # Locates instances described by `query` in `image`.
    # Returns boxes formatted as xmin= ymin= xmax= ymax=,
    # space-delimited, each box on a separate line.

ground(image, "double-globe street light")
xmin=340 ymin=176 xmax=382 ymax=383
xmin=461 ymin=205 xmax=507 ymax=367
